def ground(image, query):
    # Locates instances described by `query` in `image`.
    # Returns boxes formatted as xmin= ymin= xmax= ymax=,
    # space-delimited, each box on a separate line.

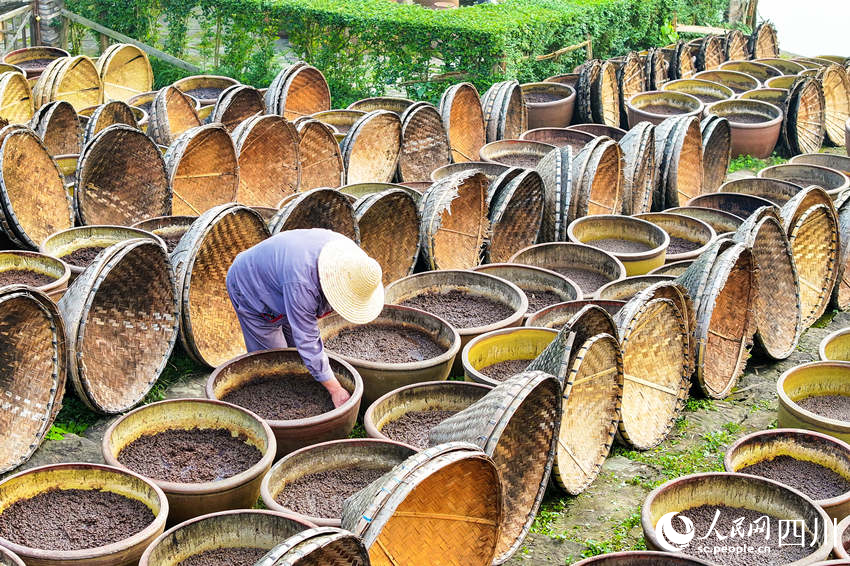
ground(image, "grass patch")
xmin=728 ymin=153 xmax=787 ymax=173
xmin=143 ymin=348 xmax=203 ymax=404
xmin=579 ymin=511 xmax=645 ymax=557
xmin=348 ymin=422 xmax=367 ymax=439
xmin=812 ymin=309 xmax=838 ymax=329
xmin=685 ymin=398 xmax=717 ymax=412
xmin=531 ymin=497 xmax=569 ymax=537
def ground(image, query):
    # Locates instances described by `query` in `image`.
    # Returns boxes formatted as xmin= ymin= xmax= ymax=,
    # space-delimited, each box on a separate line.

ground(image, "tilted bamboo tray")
xmin=619 ymin=122 xmax=655 ymax=215
xmin=232 ymin=114 xmax=300 ymax=207
xmin=397 ymin=102 xmax=450 ymax=182
xmin=653 ymin=115 xmax=704 ymax=209
xmin=254 ymin=526 xmax=369 ymax=566
xmin=211 ymin=84 xmax=264 ymax=132
xmin=147 ymin=85 xmax=201 ymax=146
xmin=81 ymin=100 xmax=137 ymax=145
xmin=340 ymin=110 xmax=402 ymax=185
xmin=834 ymin=196 xmax=850 ymax=309
xmin=57 ymin=238 xmax=177 ymax=414
xmin=571 ymin=136 xmax=625 ymax=220
xmin=429 ymin=372 xmax=560 ymax=564
xmin=700 ymin=115 xmax=731 ymax=193
xmin=662 ymin=41 xmax=696 ymax=80
xmin=528 ymin=304 xmax=619 ymax=376
xmin=0 ymin=286 xmax=67 ymax=474
xmin=535 ymin=146 xmax=573 ymax=241
xmin=164 ymin=124 xmax=238 ymax=216
xmin=724 ymin=29 xmax=749 ymax=60
xmin=269 ymin=188 xmax=358 ymax=241
xmin=439 ymin=82 xmax=486 ymax=162
xmin=481 ymin=80 xmax=527 ymax=143
xmin=0 ymin=125 xmax=73 ymax=249
xmin=33 ymin=55 xmax=103 ymax=111
xmin=354 ymin=189 xmax=419 ymax=285
xmin=0 ymin=71 xmax=32 ymax=124
xmin=266 ymin=62 xmax=331 ymax=121
xmin=749 ymin=22 xmax=780 ymax=59
xmin=96 ymin=43 xmax=153 ymax=102
xmin=616 ymin=51 xmax=647 ymax=129
xmin=488 ymin=169 xmax=544 ymax=263
xmin=817 ymin=64 xmax=850 ymax=146
xmin=295 ymin=118 xmax=344 ymax=190
xmin=29 ymin=100 xmax=81 ymax=155
xmin=171 ymin=204 xmax=270 ymax=367
xmin=76 ymin=124 xmax=170 ymax=226
xmin=782 ymin=76 xmax=826 ymax=156
xmin=642 ymin=47 xmax=668 ymax=90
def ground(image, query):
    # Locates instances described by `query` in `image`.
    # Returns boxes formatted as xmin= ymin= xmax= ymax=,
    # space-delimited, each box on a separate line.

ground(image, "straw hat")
xmin=318 ymin=238 xmax=384 ymax=324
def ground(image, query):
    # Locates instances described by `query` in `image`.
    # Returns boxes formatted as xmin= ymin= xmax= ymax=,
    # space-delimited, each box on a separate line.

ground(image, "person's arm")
xmin=283 ymin=283 xmax=351 ymax=407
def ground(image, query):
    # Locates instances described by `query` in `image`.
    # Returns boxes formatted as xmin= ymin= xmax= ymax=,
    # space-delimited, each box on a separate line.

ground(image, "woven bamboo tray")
xmin=627 ymin=280 xmax=697 ymax=375
xmin=653 ymin=115 xmax=704 ymax=209
xmin=419 ymin=170 xmax=489 ymax=270
xmin=817 ymin=64 xmax=850 ymax=145
xmin=164 ymin=124 xmax=238 ymax=216
xmin=488 ymin=169 xmax=544 ymax=263
xmin=95 ymin=43 xmax=152 ymax=102
xmin=76 ymin=124 xmax=169 ymax=226
xmin=147 ymin=86 xmax=201 ymax=146
xmin=595 ymin=275 xmax=676 ymax=301
xmin=269 ymin=188 xmax=357 ymax=242
xmin=510 ymin=241 xmax=626 ymax=296
xmin=131 ymin=215 xmax=195 ymax=253
xmin=0 ymin=125 xmax=73 ymax=249
xmin=462 ymin=327 xmax=557 ymax=387
xmin=662 ymin=41 xmax=696 ymax=80
xmin=33 ymin=55 xmax=102 ymax=111
xmin=696 ymin=35 xmax=726 ymax=72
xmin=732 ymin=206 xmax=800 ymax=359
xmin=0 ymin=286 xmax=66 ymax=474
xmin=29 ymin=100 xmax=80 ymax=155
xmin=699 ymin=115 xmax=731 ymax=193
xmin=348 ymin=96 xmax=414 ymax=115
xmin=481 ymin=80 xmax=527 ymax=143
xmin=568 ymin=215 xmax=668 ymax=276
xmin=779 ymin=184 xmax=835 ymax=232
xmin=439 ymin=82 xmax=486 ymax=162
xmin=261 ymin=439 xmax=415 ymax=526
xmin=295 ymin=118 xmax=344 ymax=190
xmin=591 ymin=60 xmax=620 ymax=126
xmin=342 ymin=181 xmax=421 ymax=204
xmin=340 ymin=442 xmax=502 ymax=566
xmin=570 ymin=136 xmax=625 ymax=219
xmin=473 ymin=262 xmax=581 ymax=316
xmin=254 ymin=526 xmax=369 ymax=566
xmin=354 ymin=189 xmax=419 ymax=285
xmin=833 ymin=196 xmax=850 ymax=309
xmin=231 ymin=114 xmax=299 ymax=207
xmin=616 ymin=51 xmax=647 ymax=128
xmin=719 ymin=176 xmax=803 ymax=205
xmin=485 ymin=167 xmax=523 ymax=208
xmin=636 ymin=212 xmax=716 ymax=263
xmin=311 ymin=109 xmax=365 ymax=135
xmin=618 ymin=122 xmax=655 ymax=215
xmin=642 ymin=472 xmax=832 ymax=562
xmin=760 ymin=163 xmax=849 ymax=200
xmin=723 ymin=30 xmax=750 ymax=61
xmin=535 ymin=146 xmax=573 ymax=241
xmin=340 ymin=110 xmax=402 ymax=185
xmin=525 ymin=299 xmax=625 ymax=330
xmin=209 ymin=84 xmax=263 ymax=131
xmin=2 ymin=46 xmax=68 ymax=79
xmin=694 ymin=69 xmax=760 ymax=93
xmin=171 ymin=204 xmax=270 ymax=367
xmin=267 ymin=63 xmax=331 ymax=121
xmin=173 ymin=74 xmax=238 ymax=106
xmin=81 ymin=100 xmax=137 ymax=145
xmin=57 ymin=238 xmax=177 ymax=414
xmin=139 ymin=509 xmax=312 ymax=566
xmin=429 ymin=372 xmax=560 ymax=563
xmin=686 ymin=191 xmax=775 ymax=219
xmin=615 ymin=295 xmax=689 ymax=450
xmin=750 ymin=22 xmax=780 ymax=58
xmin=677 ymin=240 xmax=757 ymax=398
xmin=641 ymin=48 xmax=668 ymax=90
xmin=397 ymin=102 xmax=450 ymax=183
xmin=783 ymin=76 xmax=826 ymax=156
xmin=520 ymin=127 xmax=594 ymax=153
xmin=0 ymin=71 xmax=32 ymax=124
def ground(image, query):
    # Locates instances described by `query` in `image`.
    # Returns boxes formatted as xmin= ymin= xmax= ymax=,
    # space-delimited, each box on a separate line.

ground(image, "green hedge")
xmin=65 ymin=0 xmax=731 ymax=106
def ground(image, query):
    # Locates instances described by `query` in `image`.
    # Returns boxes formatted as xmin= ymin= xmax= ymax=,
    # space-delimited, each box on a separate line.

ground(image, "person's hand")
xmin=322 ymin=377 xmax=351 ymax=408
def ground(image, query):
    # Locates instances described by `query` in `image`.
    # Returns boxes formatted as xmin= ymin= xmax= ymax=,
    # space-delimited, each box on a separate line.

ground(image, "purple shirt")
xmin=227 ymin=229 xmax=346 ymax=382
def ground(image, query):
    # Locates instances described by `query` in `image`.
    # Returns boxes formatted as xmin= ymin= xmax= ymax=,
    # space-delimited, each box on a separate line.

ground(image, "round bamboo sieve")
xmin=340 ymin=110 xmax=402 ymax=185
xmin=0 ymin=71 xmax=32 ymax=124
xmin=488 ymin=169 xmax=544 ymax=263
xmin=29 ymin=100 xmax=80 ymax=156
xmin=354 ymin=189 xmax=419 ymax=285
xmin=211 ymin=84 xmax=263 ymax=132
xmin=95 ymin=43 xmax=153 ymax=102
xmin=397 ymin=102 xmax=450 ymax=183
xmin=267 ymin=63 xmax=331 ymax=121
xmin=439 ymin=82 xmax=486 ymax=162
xmin=481 ymin=79 xmax=527 ymax=143
xmin=148 ymin=86 xmax=201 ymax=146
xmin=33 ymin=55 xmax=102 ymax=111
xmin=82 ymin=100 xmax=137 ymax=145
xmin=254 ymin=526 xmax=369 ymax=565
xmin=269 ymin=188 xmax=357 ymax=241
xmin=725 ymin=29 xmax=749 ymax=60
xmin=571 ymin=136 xmax=625 ymax=220
xmin=700 ymin=115 xmax=732 ymax=193
xmin=616 ymin=51 xmax=646 ymax=129
xmin=295 ymin=118 xmax=344 ymax=190
xmin=619 ymin=122 xmax=655 ymax=215
xmin=232 ymin=114 xmax=300 ymax=207
xmin=654 ymin=115 xmax=704 ymax=209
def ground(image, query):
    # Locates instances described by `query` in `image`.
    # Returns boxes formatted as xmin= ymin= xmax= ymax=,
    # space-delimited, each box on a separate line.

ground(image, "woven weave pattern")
xmin=34 ymin=55 xmax=102 ymax=111
xmin=296 ymin=119 xmax=344 ymax=190
xmin=397 ymin=102 xmax=450 ymax=183
xmin=267 ymin=63 xmax=331 ymax=121
xmin=270 ymin=188 xmax=358 ymax=242
xmin=616 ymin=52 xmax=646 ymax=129
xmin=259 ymin=528 xmax=370 ymax=566
xmin=481 ymin=80 xmax=527 ymax=143
xmin=30 ymin=100 xmax=80 ymax=156
xmin=233 ymin=115 xmax=300 ymax=207
xmin=0 ymin=71 xmax=32 ymax=124
xmin=96 ymin=44 xmax=153 ymax=102
xmin=355 ymin=189 xmax=419 ymax=285
xmin=618 ymin=122 xmax=654 ymax=215
xmin=489 ymin=170 xmax=544 ymax=263
xmin=83 ymin=100 xmax=137 ymax=145
xmin=439 ymin=82 xmax=486 ymax=163
xmin=341 ymin=110 xmax=402 ymax=185
xmin=212 ymin=84 xmax=264 ymax=132
xmin=148 ymin=86 xmax=201 ymax=146
xmin=571 ymin=137 xmax=624 ymax=220
xmin=701 ymin=116 xmax=731 ymax=193
xmin=788 ymin=204 xmax=839 ymax=327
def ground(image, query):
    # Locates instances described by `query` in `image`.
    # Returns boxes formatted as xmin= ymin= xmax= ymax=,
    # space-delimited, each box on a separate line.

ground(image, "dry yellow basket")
xmin=341 ymin=110 xmax=402 ymax=185
xmin=96 ymin=43 xmax=153 ymax=102
xmin=33 ymin=55 xmax=103 ymax=111
xmin=232 ymin=114 xmax=300 ymax=207
xmin=439 ymin=82 xmax=486 ymax=163
xmin=354 ymin=189 xmax=420 ymax=285
xmin=147 ymin=85 xmax=201 ymax=146
xmin=0 ymin=71 xmax=33 ymax=124
xmin=29 ymin=100 xmax=80 ymax=156
xmin=295 ymin=118 xmax=344 ymax=190
xmin=81 ymin=100 xmax=137 ymax=145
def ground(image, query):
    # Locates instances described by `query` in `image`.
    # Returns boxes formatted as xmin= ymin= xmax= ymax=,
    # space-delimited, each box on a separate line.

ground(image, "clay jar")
xmin=520 ymin=82 xmax=576 ymax=129
xmin=705 ymin=99 xmax=783 ymax=159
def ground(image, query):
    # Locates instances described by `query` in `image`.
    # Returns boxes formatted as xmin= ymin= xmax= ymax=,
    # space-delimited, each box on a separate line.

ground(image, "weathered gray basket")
xmin=255 ymin=526 xmax=370 ymax=566
xmin=397 ymin=102 xmax=450 ymax=183
xmin=269 ymin=188 xmax=358 ymax=242
xmin=535 ymin=146 xmax=574 ymax=242
xmin=211 ymin=83 xmax=264 ymax=131
xmin=488 ymin=169 xmax=545 ymax=263
xmin=618 ymin=121 xmax=655 ymax=215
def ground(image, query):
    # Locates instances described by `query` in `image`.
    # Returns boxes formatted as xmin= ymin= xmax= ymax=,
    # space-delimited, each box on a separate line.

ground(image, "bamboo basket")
xmin=686 ymin=191 xmax=775 ymax=219
xmin=340 ymin=110 xmax=402 ymax=185
xmin=720 ymin=60 xmax=782 ymax=81
xmin=0 ymin=125 xmax=73 ymax=249
xmin=520 ymin=127 xmax=594 ymax=153
xmin=724 ymin=29 xmax=750 ymax=60
xmin=0 ymin=286 xmax=66 ymax=474
xmin=648 ymin=259 xmax=693 ymax=276
xmin=147 ymin=86 xmax=201 ymax=146
xmin=833 ymin=196 xmax=850 ymax=309
xmin=57 ymin=238 xmax=177 ymax=414
xmin=760 ymin=163 xmax=849 ymax=200
xmin=780 ymin=195 xmax=839 ymax=327
xmin=749 ymin=22 xmax=780 ymax=59
xmin=784 ymin=76 xmax=826 ymax=156
xmin=818 ymin=64 xmax=850 ymax=146
xmin=719 ymin=176 xmax=802 ymax=205
xmin=428 ymin=372 xmax=560 ymax=564
xmin=81 ymin=100 xmax=137 ymax=145
xmin=29 ymin=100 xmax=80 ymax=155
xmin=568 ymin=215 xmax=669 ymax=276
xmin=694 ymin=69 xmax=761 ymax=93
xmin=725 ymin=428 xmax=850 ymax=521
xmin=419 ymin=170 xmax=489 ymax=270
xmin=778 ymin=184 xmax=835 ymax=232
xmin=615 ymin=295 xmax=689 ymax=449
xmin=677 ymin=240 xmax=757 ymax=398
xmin=0 ymin=250 xmax=70 ymax=299
xmin=173 ymin=75 xmax=238 ymax=106
xmin=642 ymin=48 xmax=668 ymax=90
xmin=700 ymin=115 xmax=732 ymax=193
xmin=139 ymin=509 xmax=312 ymax=566
xmin=211 ymin=84 xmax=263 ymax=132
xmin=261 ymin=439 xmax=415 ymax=526
xmin=592 ymin=60 xmax=620 ymax=126
xmin=269 ymin=188 xmax=357 ymax=241
xmin=535 ymin=146 xmax=572 ymax=242
xmin=232 ymin=114 xmax=299 ymax=207
xmin=340 ymin=442 xmax=502 ymax=566
xmin=732 ymin=206 xmax=801 ymax=359
xmin=254 ymin=526 xmax=369 ymax=566
xmin=267 ymin=63 xmax=331 ymax=121
xmin=481 ymin=80 xmax=527 ymax=143
xmin=295 ymin=118 xmax=344 ymax=190
xmin=509 ymin=242 xmax=626 ymax=296
xmin=76 ymin=124 xmax=169 ymax=226
xmin=364 ymin=381 xmax=492 ymax=447
xmin=778 ymin=361 xmax=850 ymax=443
xmin=665 ymin=205 xmax=744 ymax=234
xmin=653 ymin=115 xmax=704 ymax=209
xmin=131 ymin=215 xmax=196 ymax=253
xmin=33 ymin=55 xmax=102 ymax=111
xmin=95 ymin=43 xmax=152 ymax=102
xmin=41 ymin=225 xmax=164 ymax=278
xmin=619 ymin=122 xmax=655 ymax=215
xmin=662 ymin=41 xmax=696 ymax=80
xmin=533 ymin=305 xmax=621 ymax=370
xmin=439 ymin=82 xmax=486 ymax=162
xmin=636 ymin=212 xmax=716 ymax=263
xmin=354 ymin=189 xmax=419 ymax=285
xmin=642 ymin=472 xmax=832 ymax=563
xmin=312 ymin=109 xmax=365 ymax=135
xmin=0 ymin=71 xmax=32 ymax=124
xmin=462 ymin=327 xmax=556 ymax=386
xmin=616 ymin=52 xmax=647 ymax=128
xmin=595 ymin=275 xmax=676 ymax=300
xmin=2 ymin=46 xmax=68 ymax=79
xmin=397 ymin=102 xmax=450 ymax=183
xmin=488 ymin=169 xmax=544 ymax=263
xmin=570 ymin=136 xmax=625 ymax=219
xmin=171 ymin=204 xmax=270 ymax=367
xmin=485 ymin=167 xmax=523 ymax=208
xmin=479 ymin=139 xmax=553 ymax=169
xmin=164 ymin=124 xmax=238 ymax=216
xmin=473 ymin=263 xmax=581 ymax=317
xmin=348 ymin=96 xmax=414 ymax=115
xmin=431 ymin=161 xmax=508 ymax=184
xmin=695 ymin=35 xmax=725 ymax=72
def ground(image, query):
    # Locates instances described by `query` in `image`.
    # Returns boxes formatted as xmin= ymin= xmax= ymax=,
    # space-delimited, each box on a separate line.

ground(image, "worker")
xmin=226 ymin=228 xmax=384 ymax=408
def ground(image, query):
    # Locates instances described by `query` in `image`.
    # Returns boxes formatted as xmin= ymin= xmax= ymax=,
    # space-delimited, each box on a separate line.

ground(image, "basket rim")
xmin=461 ymin=326 xmax=558 ymax=387
xmin=567 ymin=214 xmax=670 ymax=261
xmin=254 ymin=526 xmax=366 ymax=566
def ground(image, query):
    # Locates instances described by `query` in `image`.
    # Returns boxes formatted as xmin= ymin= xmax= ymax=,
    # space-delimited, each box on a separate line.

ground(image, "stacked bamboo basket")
xmin=1 ymin=23 xmax=850 ymax=566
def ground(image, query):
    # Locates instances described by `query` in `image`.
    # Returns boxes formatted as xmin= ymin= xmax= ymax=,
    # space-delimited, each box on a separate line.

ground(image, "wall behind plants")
xmin=63 ymin=0 xmax=731 ymax=105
